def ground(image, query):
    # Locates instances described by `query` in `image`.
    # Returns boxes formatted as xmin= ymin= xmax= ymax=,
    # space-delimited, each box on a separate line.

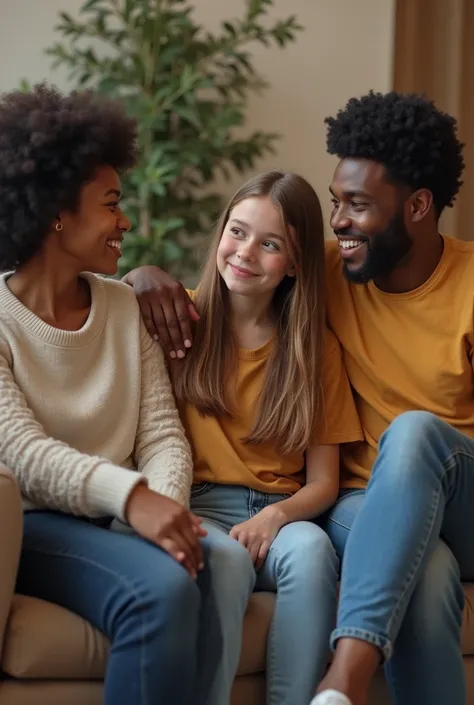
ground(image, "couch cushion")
xmin=2 ymin=591 xmax=274 ymax=680
xmin=3 ymin=585 xmax=474 ymax=680
xmin=3 ymin=595 xmax=108 ymax=679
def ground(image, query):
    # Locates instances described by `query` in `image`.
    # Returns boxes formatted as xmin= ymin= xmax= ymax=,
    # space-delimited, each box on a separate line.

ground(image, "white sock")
xmin=309 ymin=690 xmax=353 ymax=705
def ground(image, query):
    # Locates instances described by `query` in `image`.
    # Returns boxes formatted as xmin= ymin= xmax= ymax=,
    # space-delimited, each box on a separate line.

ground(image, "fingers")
xmin=192 ymin=524 xmax=208 ymax=537
xmin=191 ymin=514 xmax=207 ymax=537
xmin=149 ymin=296 xmax=177 ymax=355
xmin=161 ymin=529 xmax=201 ymax=578
xmin=234 ymin=530 xmax=258 ymax=562
xmin=137 ymin=285 xmax=198 ymax=359
xmin=255 ymin=540 xmax=271 ymax=571
xmin=153 ymin=288 xmax=198 ymax=359
xmin=173 ymin=292 xmax=197 ymax=353
xmin=247 ymin=537 xmax=261 ymax=565
xmin=153 ymin=295 xmax=185 ymax=359
xmin=139 ymin=300 xmax=161 ymax=341
xmin=179 ymin=521 xmax=205 ymax=571
xmin=231 ymin=527 xmax=268 ymax=568
xmin=159 ymin=537 xmax=197 ymax=577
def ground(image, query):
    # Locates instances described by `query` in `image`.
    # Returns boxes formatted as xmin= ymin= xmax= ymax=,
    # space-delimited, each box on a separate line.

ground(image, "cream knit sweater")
xmin=0 ymin=272 xmax=192 ymax=520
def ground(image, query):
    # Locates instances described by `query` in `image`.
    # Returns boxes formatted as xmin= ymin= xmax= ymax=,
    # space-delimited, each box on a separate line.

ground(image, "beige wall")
xmin=0 ymin=0 xmax=395 ymax=229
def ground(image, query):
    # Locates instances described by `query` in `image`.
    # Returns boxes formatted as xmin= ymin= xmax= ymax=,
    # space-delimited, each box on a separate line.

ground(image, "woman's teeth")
xmin=107 ymin=240 xmax=122 ymax=253
xmin=339 ymin=239 xmax=363 ymax=249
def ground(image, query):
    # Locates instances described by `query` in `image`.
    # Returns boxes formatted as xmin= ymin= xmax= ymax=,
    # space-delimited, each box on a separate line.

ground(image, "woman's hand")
xmin=229 ymin=505 xmax=287 ymax=570
xmin=125 ymin=484 xmax=206 ymax=578
xmin=123 ymin=267 xmax=199 ymax=359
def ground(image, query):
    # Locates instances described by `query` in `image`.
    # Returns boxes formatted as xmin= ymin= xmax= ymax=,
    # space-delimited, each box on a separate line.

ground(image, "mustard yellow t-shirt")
xmin=325 ymin=235 xmax=474 ymax=488
xmin=176 ymin=299 xmax=363 ymax=494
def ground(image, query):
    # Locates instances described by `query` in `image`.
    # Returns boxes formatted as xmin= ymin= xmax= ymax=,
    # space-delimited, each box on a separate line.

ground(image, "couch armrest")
xmin=0 ymin=465 xmax=22 ymax=662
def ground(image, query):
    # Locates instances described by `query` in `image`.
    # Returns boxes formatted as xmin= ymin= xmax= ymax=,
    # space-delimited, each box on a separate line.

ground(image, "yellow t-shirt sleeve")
xmin=315 ymin=329 xmax=363 ymax=445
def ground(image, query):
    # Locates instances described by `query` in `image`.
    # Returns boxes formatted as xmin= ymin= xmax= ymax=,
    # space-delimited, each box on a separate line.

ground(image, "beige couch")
xmin=0 ymin=466 xmax=473 ymax=705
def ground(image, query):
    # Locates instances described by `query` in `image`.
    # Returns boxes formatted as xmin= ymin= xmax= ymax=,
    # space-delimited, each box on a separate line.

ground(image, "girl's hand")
xmin=229 ymin=505 xmax=286 ymax=570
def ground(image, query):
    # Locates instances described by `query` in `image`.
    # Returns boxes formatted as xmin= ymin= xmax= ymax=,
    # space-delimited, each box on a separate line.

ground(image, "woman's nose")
xmin=118 ymin=210 xmax=131 ymax=233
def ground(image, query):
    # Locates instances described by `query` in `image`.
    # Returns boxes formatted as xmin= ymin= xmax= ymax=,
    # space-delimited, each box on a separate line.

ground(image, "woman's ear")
xmin=50 ymin=214 xmax=64 ymax=233
xmin=287 ymin=264 xmax=296 ymax=278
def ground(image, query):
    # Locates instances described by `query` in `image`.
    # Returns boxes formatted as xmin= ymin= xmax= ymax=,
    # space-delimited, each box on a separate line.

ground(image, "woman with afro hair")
xmin=0 ymin=83 xmax=226 ymax=705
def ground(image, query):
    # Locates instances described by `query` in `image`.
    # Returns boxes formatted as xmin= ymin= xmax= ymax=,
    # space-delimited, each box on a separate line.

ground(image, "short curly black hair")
xmin=0 ymin=83 xmax=138 ymax=270
xmin=325 ymin=90 xmax=465 ymax=215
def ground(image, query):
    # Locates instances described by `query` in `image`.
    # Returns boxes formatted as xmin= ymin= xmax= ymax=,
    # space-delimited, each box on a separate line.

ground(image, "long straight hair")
xmin=173 ymin=170 xmax=326 ymax=455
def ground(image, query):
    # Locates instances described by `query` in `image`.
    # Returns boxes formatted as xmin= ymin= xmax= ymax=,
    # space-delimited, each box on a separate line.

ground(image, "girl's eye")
xmin=262 ymin=240 xmax=279 ymax=251
xmin=230 ymin=227 xmax=244 ymax=237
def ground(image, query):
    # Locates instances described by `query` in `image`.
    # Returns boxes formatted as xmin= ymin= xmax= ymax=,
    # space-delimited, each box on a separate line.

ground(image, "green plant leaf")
xmin=163 ymin=239 xmax=185 ymax=262
xmin=36 ymin=0 xmax=301 ymax=276
xmin=80 ymin=0 xmax=104 ymax=12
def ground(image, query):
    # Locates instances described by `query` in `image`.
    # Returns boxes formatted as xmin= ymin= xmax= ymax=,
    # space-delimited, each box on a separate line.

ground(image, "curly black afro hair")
xmin=0 ymin=83 xmax=138 ymax=270
xmin=325 ymin=90 xmax=465 ymax=215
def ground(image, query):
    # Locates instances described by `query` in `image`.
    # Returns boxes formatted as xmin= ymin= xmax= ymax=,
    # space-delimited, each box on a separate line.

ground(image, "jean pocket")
xmin=190 ymin=482 xmax=216 ymax=498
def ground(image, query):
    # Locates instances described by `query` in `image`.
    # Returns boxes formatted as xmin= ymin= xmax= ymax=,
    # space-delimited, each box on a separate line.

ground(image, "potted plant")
xmin=43 ymin=0 xmax=302 ymax=275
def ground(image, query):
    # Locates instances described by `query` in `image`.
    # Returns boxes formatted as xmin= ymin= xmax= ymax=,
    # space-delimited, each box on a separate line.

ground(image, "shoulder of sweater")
xmin=0 ymin=286 xmax=18 ymax=355
xmin=92 ymin=275 xmax=140 ymax=314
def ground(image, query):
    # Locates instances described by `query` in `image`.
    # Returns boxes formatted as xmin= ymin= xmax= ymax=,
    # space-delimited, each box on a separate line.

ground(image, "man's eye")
xmin=351 ymin=202 xmax=368 ymax=211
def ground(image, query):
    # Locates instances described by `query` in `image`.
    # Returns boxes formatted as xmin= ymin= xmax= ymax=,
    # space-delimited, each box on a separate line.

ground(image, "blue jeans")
xmin=17 ymin=511 xmax=222 ymax=705
xmin=191 ymin=483 xmax=339 ymax=705
xmin=325 ymin=411 xmax=473 ymax=705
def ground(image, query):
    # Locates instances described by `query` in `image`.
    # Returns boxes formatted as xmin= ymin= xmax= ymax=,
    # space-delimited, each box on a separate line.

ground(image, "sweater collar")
xmin=0 ymin=272 xmax=107 ymax=347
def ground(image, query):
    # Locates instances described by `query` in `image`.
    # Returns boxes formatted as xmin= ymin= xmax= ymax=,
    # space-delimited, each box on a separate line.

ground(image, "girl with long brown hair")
xmin=128 ymin=169 xmax=363 ymax=705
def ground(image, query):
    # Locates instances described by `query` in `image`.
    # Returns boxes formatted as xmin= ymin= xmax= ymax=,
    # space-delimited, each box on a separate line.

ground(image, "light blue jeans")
xmin=325 ymin=411 xmax=474 ymax=705
xmin=111 ymin=507 xmax=255 ymax=705
xmin=191 ymin=483 xmax=339 ymax=705
xmin=17 ymin=511 xmax=222 ymax=705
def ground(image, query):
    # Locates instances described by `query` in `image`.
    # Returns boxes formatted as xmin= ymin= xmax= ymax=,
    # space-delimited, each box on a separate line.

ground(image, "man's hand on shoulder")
xmin=123 ymin=266 xmax=199 ymax=358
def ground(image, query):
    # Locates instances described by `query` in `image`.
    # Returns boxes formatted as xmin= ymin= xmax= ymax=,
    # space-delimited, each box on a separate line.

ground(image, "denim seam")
xmin=329 ymin=516 xmax=353 ymax=532
xmin=384 ymin=450 xmax=463 ymax=647
xmin=384 ymin=486 xmax=440 ymax=644
xmin=328 ymin=491 xmax=366 ymax=532
xmin=22 ymin=544 xmax=147 ymax=701
xmin=334 ymin=450 xmax=464 ymax=662
xmin=263 ymin=542 xmax=283 ymax=705
xmin=266 ymin=606 xmax=278 ymax=704
xmin=247 ymin=488 xmax=254 ymax=518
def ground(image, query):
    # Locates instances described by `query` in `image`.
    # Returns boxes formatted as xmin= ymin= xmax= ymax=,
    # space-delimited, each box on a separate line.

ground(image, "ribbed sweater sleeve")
xmin=0 ymin=336 xmax=144 ymax=520
xmin=133 ymin=320 xmax=193 ymax=507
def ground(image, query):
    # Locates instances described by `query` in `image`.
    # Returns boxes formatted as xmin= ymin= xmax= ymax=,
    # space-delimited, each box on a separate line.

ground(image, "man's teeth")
xmin=107 ymin=240 xmax=122 ymax=252
xmin=339 ymin=239 xmax=362 ymax=249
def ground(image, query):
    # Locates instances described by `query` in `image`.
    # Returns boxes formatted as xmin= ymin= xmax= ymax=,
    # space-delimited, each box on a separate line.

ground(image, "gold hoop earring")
xmin=55 ymin=222 xmax=63 ymax=232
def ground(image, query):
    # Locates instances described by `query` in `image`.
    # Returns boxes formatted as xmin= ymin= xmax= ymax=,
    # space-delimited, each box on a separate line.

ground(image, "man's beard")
xmin=340 ymin=210 xmax=413 ymax=284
